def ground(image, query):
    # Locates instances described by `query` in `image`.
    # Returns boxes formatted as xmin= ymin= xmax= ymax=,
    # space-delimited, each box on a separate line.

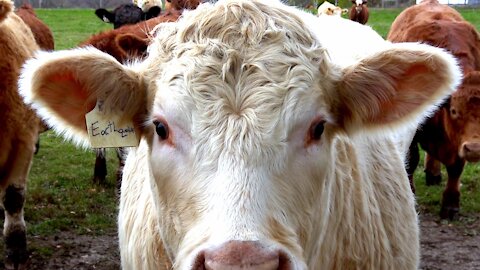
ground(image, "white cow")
xmin=20 ymin=0 xmax=460 ymax=269
xmin=133 ymin=0 xmax=162 ymax=11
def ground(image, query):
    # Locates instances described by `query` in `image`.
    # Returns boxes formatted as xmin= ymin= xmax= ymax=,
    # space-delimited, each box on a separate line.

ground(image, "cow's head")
xmin=446 ymin=71 xmax=480 ymax=162
xmin=21 ymin=0 xmax=459 ymax=268
xmin=95 ymin=3 xmax=161 ymax=29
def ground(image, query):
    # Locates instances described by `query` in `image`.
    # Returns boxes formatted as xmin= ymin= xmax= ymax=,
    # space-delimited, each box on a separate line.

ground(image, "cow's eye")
xmin=153 ymin=120 xmax=169 ymax=140
xmin=450 ymin=107 xmax=457 ymax=117
xmin=310 ymin=121 xmax=325 ymax=141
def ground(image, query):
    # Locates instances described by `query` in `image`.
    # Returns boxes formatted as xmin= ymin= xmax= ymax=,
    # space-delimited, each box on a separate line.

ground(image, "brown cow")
xmin=15 ymin=3 xmax=54 ymax=50
xmin=165 ymin=0 xmax=201 ymax=11
xmin=80 ymin=10 xmax=181 ymax=63
xmin=15 ymin=3 xmax=54 ymax=153
xmin=349 ymin=0 xmax=369 ymax=24
xmin=388 ymin=0 xmax=480 ymax=219
xmin=0 ymin=0 xmax=41 ymax=268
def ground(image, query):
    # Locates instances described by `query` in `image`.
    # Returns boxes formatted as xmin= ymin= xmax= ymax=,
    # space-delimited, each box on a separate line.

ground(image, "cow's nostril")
xmin=203 ymin=241 xmax=282 ymax=270
xmin=463 ymin=142 xmax=480 ymax=153
xmin=205 ymin=258 xmax=279 ymax=270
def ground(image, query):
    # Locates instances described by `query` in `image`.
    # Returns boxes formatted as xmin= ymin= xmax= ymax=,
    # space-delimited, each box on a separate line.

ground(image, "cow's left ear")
xmin=144 ymin=6 xmax=161 ymax=20
xmin=19 ymin=47 xmax=149 ymax=147
xmin=95 ymin=8 xmax=115 ymax=24
xmin=329 ymin=43 xmax=461 ymax=133
xmin=116 ymin=33 xmax=149 ymax=60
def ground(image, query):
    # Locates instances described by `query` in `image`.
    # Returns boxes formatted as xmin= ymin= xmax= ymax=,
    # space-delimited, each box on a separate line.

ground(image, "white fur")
xmin=133 ymin=0 xmax=162 ymax=11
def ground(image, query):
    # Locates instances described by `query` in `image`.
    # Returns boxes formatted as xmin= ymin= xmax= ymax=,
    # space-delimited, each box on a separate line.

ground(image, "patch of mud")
xmin=419 ymin=213 xmax=480 ymax=270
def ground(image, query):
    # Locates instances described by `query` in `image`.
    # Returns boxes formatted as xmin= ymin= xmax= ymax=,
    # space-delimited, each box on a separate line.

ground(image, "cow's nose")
xmin=463 ymin=142 xmax=480 ymax=153
xmin=461 ymin=142 xmax=480 ymax=162
xmin=200 ymin=240 xmax=289 ymax=270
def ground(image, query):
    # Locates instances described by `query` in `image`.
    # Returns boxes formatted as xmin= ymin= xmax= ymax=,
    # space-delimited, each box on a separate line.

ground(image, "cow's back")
xmin=388 ymin=0 xmax=464 ymax=42
xmin=80 ymin=10 xmax=181 ymax=63
xmin=15 ymin=4 xmax=54 ymax=50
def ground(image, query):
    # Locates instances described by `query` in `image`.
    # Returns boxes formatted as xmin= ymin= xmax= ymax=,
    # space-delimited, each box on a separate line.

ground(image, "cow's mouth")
xmin=464 ymin=155 xmax=480 ymax=163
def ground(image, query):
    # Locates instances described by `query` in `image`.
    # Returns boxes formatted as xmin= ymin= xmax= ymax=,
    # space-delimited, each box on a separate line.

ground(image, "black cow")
xmin=95 ymin=3 xmax=161 ymax=29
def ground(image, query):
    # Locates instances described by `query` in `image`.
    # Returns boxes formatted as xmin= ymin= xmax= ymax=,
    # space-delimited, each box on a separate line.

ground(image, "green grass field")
xmin=25 ymin=6 xmax=480 ymax=239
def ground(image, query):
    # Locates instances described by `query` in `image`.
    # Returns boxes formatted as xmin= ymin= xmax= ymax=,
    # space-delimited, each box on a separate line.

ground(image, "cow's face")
xmin=95 ymin=4 xmax=160 ymax=29
xmin=448 ymin=71 xmax=480 ymax=162
xmin=142 ymin=21 xmax=337 ymax=268
xmin=20 ymin=0 xmax=460 ymax=269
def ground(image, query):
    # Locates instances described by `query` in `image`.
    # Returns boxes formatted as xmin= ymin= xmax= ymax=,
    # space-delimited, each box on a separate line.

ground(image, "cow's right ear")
xmin=19 ymin=47 xmax=148 ymax=147
xmin=95 ymin=8 xmax=115 ymax=24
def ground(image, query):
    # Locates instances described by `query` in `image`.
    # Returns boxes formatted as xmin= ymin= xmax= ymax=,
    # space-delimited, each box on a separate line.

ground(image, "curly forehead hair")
xmin=177 ymin=0 xmax=317 ymax=49
xmin=147 ymin=0 xmax=330 ymax=75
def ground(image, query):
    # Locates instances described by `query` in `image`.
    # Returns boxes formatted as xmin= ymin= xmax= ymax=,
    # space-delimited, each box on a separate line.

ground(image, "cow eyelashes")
xmin=153 ymin=120 xmax=169 ymax=140
xmin=309 ymin=120 xmax=325 ymax=141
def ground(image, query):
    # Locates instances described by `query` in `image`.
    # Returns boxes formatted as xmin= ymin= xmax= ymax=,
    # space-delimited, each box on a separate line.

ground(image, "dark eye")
xmin=310 ymin=121 xmax=325 ymax=141
xmin=450 ymin=108 xmax=457 ymax=117
xmin=153 ymin=120 xmax=169 ymax=140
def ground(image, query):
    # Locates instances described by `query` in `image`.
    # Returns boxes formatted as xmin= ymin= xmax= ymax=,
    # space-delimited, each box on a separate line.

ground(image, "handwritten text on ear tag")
xmin=85 ymin=101 xmax=140 ymax=148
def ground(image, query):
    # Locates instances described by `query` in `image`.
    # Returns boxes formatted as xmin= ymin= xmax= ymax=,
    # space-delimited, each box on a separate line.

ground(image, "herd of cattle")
xmin=0 ymin=0 xmax=479 ymax=268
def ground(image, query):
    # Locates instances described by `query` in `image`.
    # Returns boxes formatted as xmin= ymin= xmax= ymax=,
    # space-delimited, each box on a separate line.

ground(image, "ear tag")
xmin=85 ymin=100 xmax=140 ymax=148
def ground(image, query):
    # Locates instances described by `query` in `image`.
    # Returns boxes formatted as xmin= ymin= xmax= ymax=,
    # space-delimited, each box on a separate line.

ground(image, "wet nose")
xmin=461 ymin=142 xmax=480 ymax=162
xmin=201 ymin=241 xmax=287 ymax=270
xmin=463 ymin=142 xmax=480 ymax=155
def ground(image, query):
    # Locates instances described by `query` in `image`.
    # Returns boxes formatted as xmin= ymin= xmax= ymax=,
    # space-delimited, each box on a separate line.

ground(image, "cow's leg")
xmin=440 ymin=158 xmax=465 ymax=220
xmin=406 ymin=141 xmax=419 ymax=193
xmin=93 ymin=148 xmax=107 ymax=185
xmin=424 ymin=153 xmax=442 ymax=185
xmin=2 ymin=141 xmax=35 ymax=270
xmin=115 ymin=147 xmax=127 ymax=193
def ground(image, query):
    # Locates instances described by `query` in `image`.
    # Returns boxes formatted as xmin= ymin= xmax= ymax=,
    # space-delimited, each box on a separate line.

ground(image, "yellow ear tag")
xmin=85 ymin=100 xmax=140 ymax=148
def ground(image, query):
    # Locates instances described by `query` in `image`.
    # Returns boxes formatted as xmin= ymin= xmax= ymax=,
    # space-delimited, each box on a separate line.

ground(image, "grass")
xmin=36 ymin=9 xmax=111 ymax=50
xmin=24 ymin=5 xmax=480 ymax=240
xmin=27 ymin=132 xmax=119 ymax=236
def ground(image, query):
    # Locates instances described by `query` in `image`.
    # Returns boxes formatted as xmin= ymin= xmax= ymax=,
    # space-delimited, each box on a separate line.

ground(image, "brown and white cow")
xmin=388 ymin=0 xmax=480 ymax=219
xmin=349 ymin=0 xmax=369 ymax=24
xmin=133 ymin=0 xmax=163 ymax=12
xmin=20 ymin=0 xmax=460 ymax=269
xmin=317 ymin=1 xmax=348 ymax=17
xmin=0 ymin=0 xmax=41 ymax=268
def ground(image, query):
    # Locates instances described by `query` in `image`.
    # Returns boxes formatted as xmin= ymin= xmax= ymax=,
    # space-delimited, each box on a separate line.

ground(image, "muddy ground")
xmin=1 ymin=212 xmax=479 ymax=269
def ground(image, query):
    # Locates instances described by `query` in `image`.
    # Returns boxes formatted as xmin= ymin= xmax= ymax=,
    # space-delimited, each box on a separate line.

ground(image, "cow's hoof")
xmin=92 ymin=176 xmax=107 ymax=185
xmin=440 ymin=206 xmax=459 ymax=220
xmin=5 ymin=251 xmax=29 ymax=270
xmin=425 ymin=172 xmax=441 ymax=185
